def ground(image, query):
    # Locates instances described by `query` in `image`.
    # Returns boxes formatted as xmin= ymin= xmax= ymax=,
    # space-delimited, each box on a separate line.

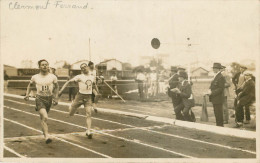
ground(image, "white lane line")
xmin=53 ymin=108 xmax=135 ymax=128
xmin=4 ymin=100 xmax=257 ymax=155
xmin=139 ymin=129 xmax=256 ymax=155
xmin=5 ymin=98 xmax=135 ymax=128
xmin=124 ymin=108 xmax=156 ymax=115
xmin=4 ymin=146 xmax=26 ymax=158
xmin=5 ymin=135 xmax=44 ymax=141
xmin=4 ymin=117 xmax=111 ymax=158
xmin=4 ymin=106 xmax=193 ymax=158
xmin=5 ymin=106 xmax=86 ymax=130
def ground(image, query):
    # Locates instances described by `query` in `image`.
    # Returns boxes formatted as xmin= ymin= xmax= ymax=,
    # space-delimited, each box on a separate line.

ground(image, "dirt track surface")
xmin=3 ymin=96 xmax=256 ymax=159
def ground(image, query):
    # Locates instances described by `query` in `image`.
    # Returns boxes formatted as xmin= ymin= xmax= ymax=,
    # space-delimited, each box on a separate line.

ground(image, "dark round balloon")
xmin=151 ymin=38 xmax=160 ymax=49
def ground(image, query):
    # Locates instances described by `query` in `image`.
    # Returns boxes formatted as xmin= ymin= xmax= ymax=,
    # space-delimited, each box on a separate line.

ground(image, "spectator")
xmin=143 ymin=71 xmax=150 ymax=99
xmin=168 ymin=66 xmax=182 ymax=120
xmin=158 ymin=71 xmax=166 ymax=93
xmin=177 ymin=67 xmax=186 ymax=74
xmin=208 ymin=63 xmax=225 ymax=127
xmin=172 ymin=71 xmax=194 ymax=122
xmin=110 ymin=72 xmax=118 ymax=97
xmin=232 ymin=65 xmax=247 ymax=113
xmin=136 ymin=69 xmax=146 ymax=101
xmin=235 ymin=73 xmax=255 ymax=127
xmin=4 ymin=70 xmax=9 ymax=81
xmin=150 ymin=70 xmax=157 ymax=96
xmin=50 ymin=68 xmax=58 ymax=78
xmin=68 ymin=70 xmax=76 ymax=101
xmin=221 ymin=66 xmax=231 ymax=124
xmin=97 ymin=71 xmax=105 ymax=97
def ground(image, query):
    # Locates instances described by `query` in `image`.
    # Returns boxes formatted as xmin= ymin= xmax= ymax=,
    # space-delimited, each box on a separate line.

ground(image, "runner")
xmin=24 ymin=59 xmax=59 ymax=144
xmin=58 ymin=63 xmax=95 ymax=139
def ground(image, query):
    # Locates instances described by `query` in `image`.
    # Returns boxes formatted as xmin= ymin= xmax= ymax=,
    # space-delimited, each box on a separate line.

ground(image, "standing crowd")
xmin=135 ymin=69 xmax=169 ymax=101
xmin=168 ymin=62 xmax=255 ymax=127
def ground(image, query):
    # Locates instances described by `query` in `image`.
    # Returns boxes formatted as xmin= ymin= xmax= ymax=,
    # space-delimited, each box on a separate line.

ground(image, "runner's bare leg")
xmin=39 ymin=108 xmax=49 ymax=140
xmin=85 ymin=105 xmax=92 ymax=135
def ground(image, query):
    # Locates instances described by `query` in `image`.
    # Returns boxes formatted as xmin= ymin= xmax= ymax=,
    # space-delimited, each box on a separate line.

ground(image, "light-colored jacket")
xmin=223 ymin=75 xmax=231 ymax=97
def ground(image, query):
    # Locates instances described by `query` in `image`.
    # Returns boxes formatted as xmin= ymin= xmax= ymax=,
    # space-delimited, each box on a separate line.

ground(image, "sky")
xmin=1 ymin=0 xmax=259 ymax=68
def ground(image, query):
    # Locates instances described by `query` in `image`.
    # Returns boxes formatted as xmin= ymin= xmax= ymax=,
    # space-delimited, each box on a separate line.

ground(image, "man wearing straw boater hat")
xmin=208 ymin=63 xmax=225 ymax=127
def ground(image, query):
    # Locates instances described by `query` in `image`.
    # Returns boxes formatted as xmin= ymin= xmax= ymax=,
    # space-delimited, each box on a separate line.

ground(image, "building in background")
xmin=96 ymin=59 xmax=123 ymax=71
xmin=191 ymin=67 xmax=209 ymax=78
xmin=4 ymin=65 xmax=17 ymax=76
xmin=96 ymin=59 xmax=135 ymax=79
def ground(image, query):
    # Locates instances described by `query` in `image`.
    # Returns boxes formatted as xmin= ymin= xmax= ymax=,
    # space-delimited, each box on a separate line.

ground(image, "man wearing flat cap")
xmin=232 ymin=65 xmax=247 ymax=122
xmin=232 ymin=65 xmax=247 ymax=95
xmin=207 ymin=63 xmax=225 ymax=127
xmin=235 ymin=73 xmax=255 ymax=127
xmin=168 ymin=66 xmax=182 ymax=118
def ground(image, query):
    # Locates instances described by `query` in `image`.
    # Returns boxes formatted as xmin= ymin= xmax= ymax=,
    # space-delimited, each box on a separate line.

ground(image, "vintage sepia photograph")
xmin=1 ymin=0 xmax=259 ymax=162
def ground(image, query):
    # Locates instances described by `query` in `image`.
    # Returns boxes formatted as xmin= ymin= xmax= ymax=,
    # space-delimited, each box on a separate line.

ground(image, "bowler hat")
xmin=178 ymin=71 xmax=188 ymax=78
xmin=212 ymin=63 xmax=222 ymax=69
xmin=171 ymin=66 xmax=178 ymax=71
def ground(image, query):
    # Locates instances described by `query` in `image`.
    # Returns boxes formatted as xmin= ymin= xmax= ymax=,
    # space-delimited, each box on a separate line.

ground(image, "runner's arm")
xmin=53 ymin=82 xmax=59 ymax=99
xmin=24 ymin=82 xmax=34 ymax=101
xmin=58 ymin=79 xmax=73 ymax=97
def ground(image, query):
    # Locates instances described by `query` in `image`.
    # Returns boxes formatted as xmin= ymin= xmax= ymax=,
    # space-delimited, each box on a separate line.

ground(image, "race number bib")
xmin=85 ymin=80 xmax=92 ymax=90
xmin=42 ymin=85 xmax=49 ymax=91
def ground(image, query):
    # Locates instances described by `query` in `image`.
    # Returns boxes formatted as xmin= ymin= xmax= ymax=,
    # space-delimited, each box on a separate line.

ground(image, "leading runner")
xmin=24 ymin=59 xmax=59 ymax=144
xmin=58 ymin=63 xmax=95 ymax=139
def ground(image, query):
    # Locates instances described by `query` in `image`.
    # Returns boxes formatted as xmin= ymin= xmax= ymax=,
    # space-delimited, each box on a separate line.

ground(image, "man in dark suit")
xmin=172 ymin=71 xmax=193 ymax=121
xmin=168 ymin=66 xmax=182 ymax=120
xmin=208 ymin=63 xmax=225 ymax=127
xmin=235 ymin=73 xmax=255 ymax=127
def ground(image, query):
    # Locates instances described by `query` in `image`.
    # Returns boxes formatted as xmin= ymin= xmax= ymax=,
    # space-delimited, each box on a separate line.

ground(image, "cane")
xmin=200 ymin=95 xmax=209 ymax=122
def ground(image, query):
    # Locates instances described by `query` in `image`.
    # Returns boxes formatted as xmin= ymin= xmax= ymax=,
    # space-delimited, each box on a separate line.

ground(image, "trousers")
xmin=213 ymin=104 xmax=224 ymax=127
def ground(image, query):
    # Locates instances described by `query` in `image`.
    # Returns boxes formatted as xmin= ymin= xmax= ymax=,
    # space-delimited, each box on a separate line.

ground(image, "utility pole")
xmin=151 ymin=38 xmax=161 ymax=96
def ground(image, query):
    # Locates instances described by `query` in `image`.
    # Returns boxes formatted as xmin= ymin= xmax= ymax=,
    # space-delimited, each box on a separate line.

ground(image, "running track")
xmin=3 ymin=95 xmax=256 ymax=159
